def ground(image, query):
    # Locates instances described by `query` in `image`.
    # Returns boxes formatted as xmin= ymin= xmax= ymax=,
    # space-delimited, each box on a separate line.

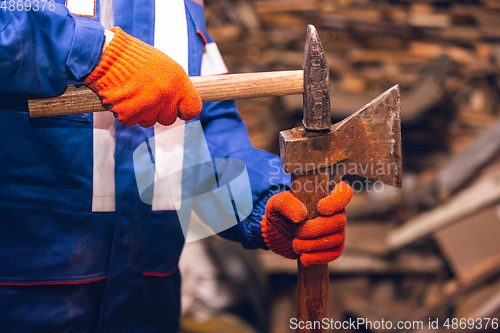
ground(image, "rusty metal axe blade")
xmin=280 ymin=84 xmax=402 ymax=188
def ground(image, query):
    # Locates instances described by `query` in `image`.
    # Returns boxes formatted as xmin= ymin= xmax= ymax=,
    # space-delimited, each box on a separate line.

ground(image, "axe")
xmin=279 ymin=25 xmax=401 ymax=333
xmin=28 ymin=25 xmax=402 ymax=331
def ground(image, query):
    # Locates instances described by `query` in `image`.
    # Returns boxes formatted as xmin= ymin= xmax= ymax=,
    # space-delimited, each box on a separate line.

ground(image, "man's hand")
xmin=84 ymin=27 xmax=202 ymax=128
xmin=261 ymin=182 xmax=353 ymax=267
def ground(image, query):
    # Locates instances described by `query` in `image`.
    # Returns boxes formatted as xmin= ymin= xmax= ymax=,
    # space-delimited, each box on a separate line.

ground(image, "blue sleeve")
xmin=0 ymin=4 xmax=105 ymax=95
xmin=199 ymin=100 xmax=290 ymax=249
xmin=219 ymin=185 xmax=288 ymax=250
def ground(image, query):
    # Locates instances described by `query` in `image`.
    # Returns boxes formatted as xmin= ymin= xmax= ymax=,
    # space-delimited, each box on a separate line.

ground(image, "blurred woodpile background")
xmin=182 ymin=1 xmax=500 ymax=332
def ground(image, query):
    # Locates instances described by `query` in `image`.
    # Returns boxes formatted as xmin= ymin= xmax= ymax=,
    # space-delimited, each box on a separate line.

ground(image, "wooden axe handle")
xmin=28 ymin=70 xmax=304 ymax=118
xmin=291 ymin=171 xmax=330 ymax=333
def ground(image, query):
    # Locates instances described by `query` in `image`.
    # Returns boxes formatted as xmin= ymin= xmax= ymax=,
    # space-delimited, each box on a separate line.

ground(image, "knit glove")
xmin=261 ymin=182 xmax=353 ymax=267
xmin=84 ymin=27 xmax=202 ymax=128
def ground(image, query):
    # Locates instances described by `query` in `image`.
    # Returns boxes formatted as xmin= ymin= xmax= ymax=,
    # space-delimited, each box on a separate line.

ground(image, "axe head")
xmin=280 ymin=85 xmax=402 ymax=188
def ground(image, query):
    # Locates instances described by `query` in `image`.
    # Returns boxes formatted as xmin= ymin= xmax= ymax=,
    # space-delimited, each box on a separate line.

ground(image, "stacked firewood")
xmin=197 ymin=1 xmax=500 ymax=332
xmin=206 ymin=0 xmax=500 ymax=155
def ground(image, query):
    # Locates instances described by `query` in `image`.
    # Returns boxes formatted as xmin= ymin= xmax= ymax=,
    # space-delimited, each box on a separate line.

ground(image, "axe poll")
xmin=28 ymin=25 xmax=402 ymax=333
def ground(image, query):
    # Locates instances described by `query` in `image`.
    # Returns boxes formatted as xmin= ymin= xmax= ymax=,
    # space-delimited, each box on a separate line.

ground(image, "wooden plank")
xmin=331 ymin=253 xmax=443 ymax=275
xmin=434 ymin=206 xmax=500 ymax=278
xmin=333 ymin=9 xmax=382 ymax=23
xmin=436 ymin=120 xmax=500 ymax=199
xmin=349 ymin=49 xmax=425 ymax=65
xmin=387 ymin=7 xmax=407 ymax=24
xmin=408 ymin=4 xmax=451 ymax=28
xmin=404 ymin=253 xmax=500 ymax=322
xmin=439 ymin=26 xmax=481 ymax=42
xmin=339 ymin=293 xmax=392 ymax=328
xmin=253 ymin=0 xmax=318 ymax=13
xmin=339 ymin=75 xmax=367 ymax=94
xmin=258 ymin=13 xmax=306 ymax=28
xmin=386 ymin=169 xmax=500 ymax=252
xmin=456 ymin=107 xmax=497 ymax=129
xmin=446 ymin=46 xmax=476 ymax=65
xmin=343 ymin=222 xmax=392 ymax=255
xmin=469 ymin=287 xmax=500 ymax=319
xmin=258 ymin=250 xmax=444 ymax=275
xmin=409 ymin=13 xmax=451 ymax=28
xmin=455 ymin=279 xmax=500 ymax=319
xmin=408 ymin=41 xmax=445 ymax=60
xmin=235 ymin=1 xmax=260 ymax=30
xmin=206 ymin=25 xmax=243 ymax=42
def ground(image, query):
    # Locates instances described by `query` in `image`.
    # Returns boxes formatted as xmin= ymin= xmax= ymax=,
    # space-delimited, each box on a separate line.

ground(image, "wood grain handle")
xmin=291 ymin=170 xmax=330 ymax=333
xmin=28 ymin=70 xmax=304 ymax=118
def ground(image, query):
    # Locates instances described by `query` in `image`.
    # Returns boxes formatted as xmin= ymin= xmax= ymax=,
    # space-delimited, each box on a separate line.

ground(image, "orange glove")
xmin=261 ymin=182 xmax=353 ymax=267
xmin=84 ymin=27 xmax=202 ymax=128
